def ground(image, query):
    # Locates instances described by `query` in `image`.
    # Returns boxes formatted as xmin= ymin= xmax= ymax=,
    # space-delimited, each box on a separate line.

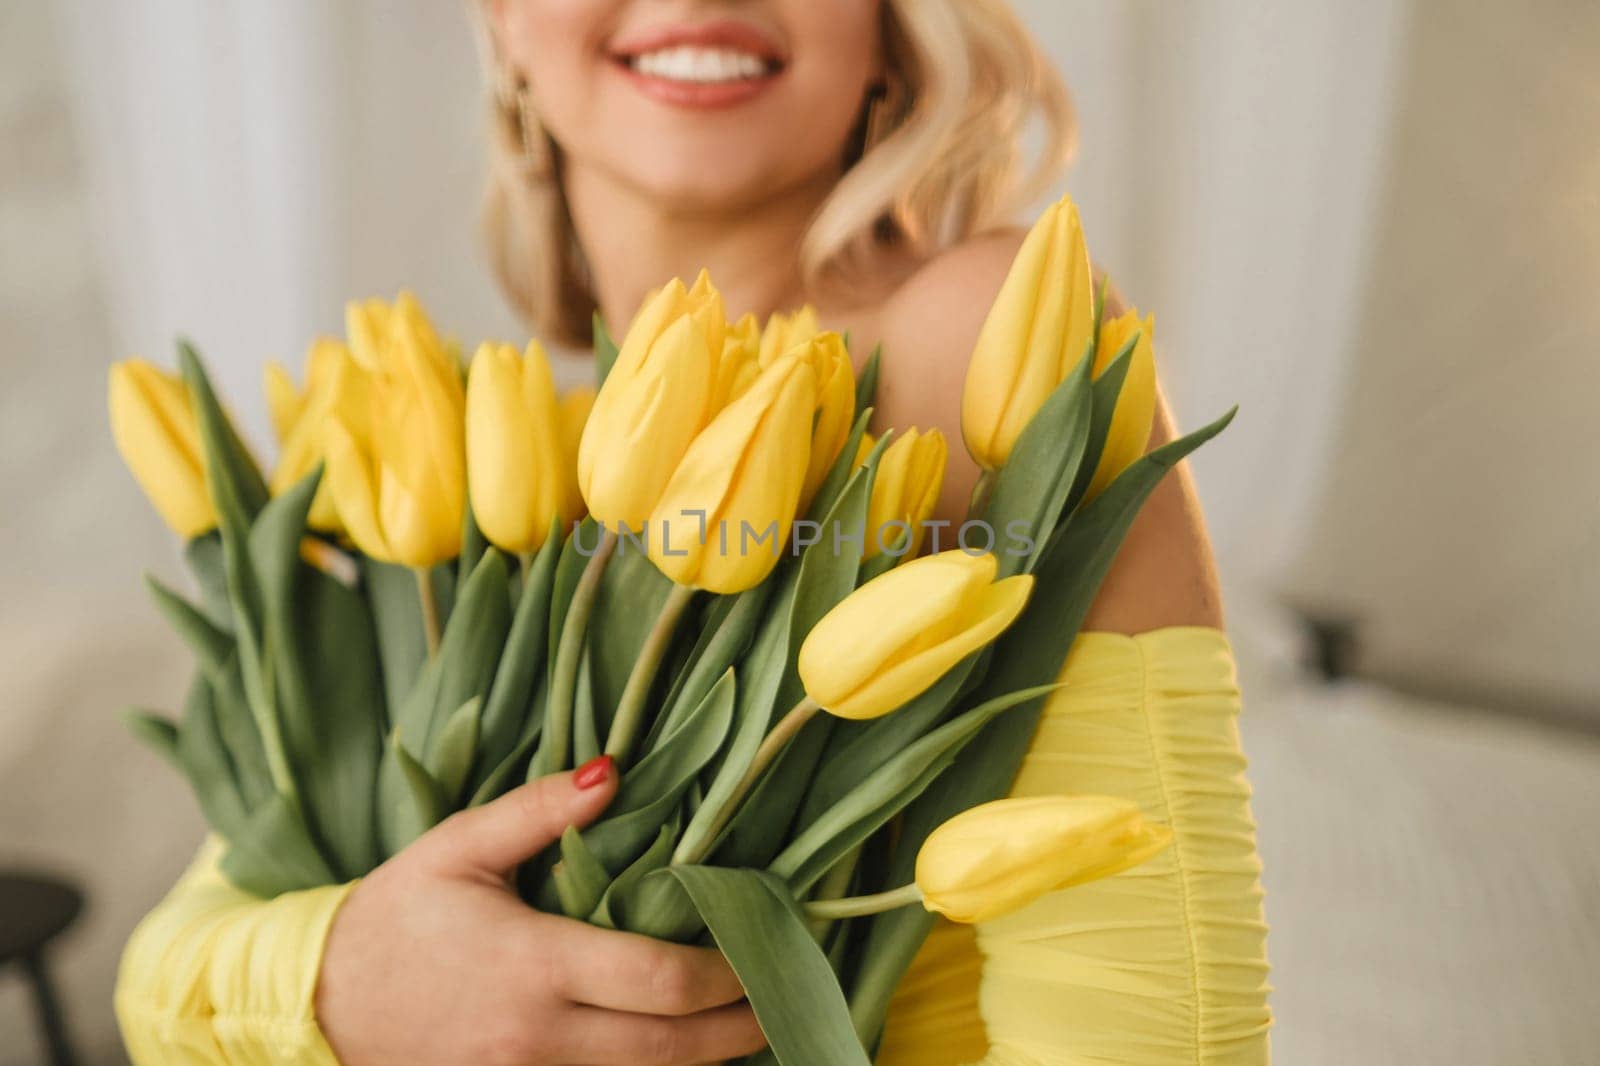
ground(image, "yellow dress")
xmin=115 ymin=627 xmax=1271 ymax=1065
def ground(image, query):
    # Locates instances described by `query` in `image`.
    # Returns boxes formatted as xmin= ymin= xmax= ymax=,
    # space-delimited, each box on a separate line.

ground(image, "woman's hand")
xmin=316 ymin=756 xmax=767 ymax=1065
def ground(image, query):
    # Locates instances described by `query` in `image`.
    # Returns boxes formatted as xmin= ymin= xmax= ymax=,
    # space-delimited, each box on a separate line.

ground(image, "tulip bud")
xmin=108 ymin=360 xmax=216 ymax=539
xmin=916 ymin=795 xmax=1172 ymax=924
xmin=961 ymin=194 xmax=1095 ymax=470
xmin=1085 ymin=309 xmax=1157 ymax=500
xmin=647 ymin=356 xmax=816 ymax=594
xmin=864 ymin=428 xmax=947 ymax=559
xmin=268 ymin=340 xmax=368 ymax=533
xmin=466 ymin=340 xmax=579 ymax=555
xmin=578 ymin=279 xmax=724 ymax=533
xmin=758 ymin=305 xmax=821 ymax=368
xmin=797 ymin=550 xmax=1033 ymax=720
xmin=324 ymin=303 xmax=466 ymax=567
xmin=557 ymin=386 xmax=596 ymax=522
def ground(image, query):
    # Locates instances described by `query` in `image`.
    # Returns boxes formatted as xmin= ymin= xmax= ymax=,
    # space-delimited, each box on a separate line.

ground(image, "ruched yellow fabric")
xmin=115 ymin=838 xmax=353 ymax=1065
xmin=877 ymin=627 xmax=1272 ymax=1065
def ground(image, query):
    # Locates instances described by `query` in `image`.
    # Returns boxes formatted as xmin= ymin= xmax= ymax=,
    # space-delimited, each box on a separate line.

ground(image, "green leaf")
xmin=768 ymin=685 xmax=1056 ymax=895
xmin=594 ymin=313 xmax=620 ymax=386
xmin=145 ymin=575 xmax=233 ymax=675
xmin=457 ymin=504 xmax=489 ymax=592
xmin=360 ymin=557 xmax=430 ymax=725
xmin=588 ymin=533 xmax=676 ymax=731
xmin=1064 ymin=333 xmax=1137 ymax=513
xmin=476 ymin=522 xmax=560 ymax=782
xmin=176 ymin=340 xmax=269 ymax=521
xmin=427 ymin=697 xmax=483 ymax=806
xmin=219 ymin=791 xmax=339 ymax=898
xmin=572 ymin=645 xmax=601 ymax=767
xmin=674 ymin=575 xmax=797 ymax=864
xmin=122 ymin=708 xmax=180 ymax=773
xmin=396 ymin=551 xmax=510 ymax=762
xmin=250 ymin=467 xmax=386 ymax=878
xmin=467 ymin=715 xmax=543 ymax=808
xmin=797 ymin=652 xmax=980 ymax=827
xmin=666 ymin=866 xmax=870 ymax=1066
xmin=379 ymin=733 xmax=447 ymax=855
xmin=591 ymin=817 xmax=679 ymax=929
xmin=854 ymin=345 xmax=882 ymax=419
xmin=645 ymin=580 xmax=771 ymax=755
xmin=580 ymin=670 xmax=735 ymax=872
xmin=554 ymin=825 xmax=612 ymax=919
xmin=803 ymin=408 xmax=874 ymax=526
xmin=175 ymin=673 xmax=251 ymax=843
xmin=981 ymin=345 xmax=1094 ymax=577
xmin=183 ymin=533 xmax=233 ymax=630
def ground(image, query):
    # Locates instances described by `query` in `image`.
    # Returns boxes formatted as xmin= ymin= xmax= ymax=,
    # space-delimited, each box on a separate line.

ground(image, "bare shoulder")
xmin=859 ymin=230 xmax=1029 ymax=520
xmin=862 ymin=231 xmax=1224 ymax=635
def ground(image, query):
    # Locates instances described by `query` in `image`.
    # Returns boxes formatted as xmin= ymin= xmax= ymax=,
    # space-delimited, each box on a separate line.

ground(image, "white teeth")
xmin=629 ymin=46 xmax=772 ymax=83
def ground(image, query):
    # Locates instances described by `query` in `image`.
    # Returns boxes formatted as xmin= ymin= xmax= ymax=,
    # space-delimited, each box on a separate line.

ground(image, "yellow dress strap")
xmin=878 ymin=627 xmax=1272 ymax=1065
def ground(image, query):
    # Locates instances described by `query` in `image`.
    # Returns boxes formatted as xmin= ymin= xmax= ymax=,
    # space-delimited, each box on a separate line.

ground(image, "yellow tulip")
xmin=345 ymin=291 xmax=453 ymax=376
xmin=268 ymin=340 xmax=369 ymax=532
xmin=323 ymin=307 xmax=466 ymax=567
xmin=758 ymin=305 xmax=821 ymax=367
xmin=465 ymin=340 xmax=579 ymax=555
xmin=108 ymin=360 xmax=216 ymax=538
xmin=578 ymin=277 xmax=725 ymax=533
xmin=647 ymin=356 xmax=816 ymax=594
xmin=558 ymin=385 xmax=596 ymax=522
xmin=916 ymin=795 xmax=1172 ymax=924
xmin=798 ymin=550 xmax=1033 ymax=720
xmin=779 ymin=330 xmax=856 ymax=508
xmin=961 ymin=194 xmax=1095 ymax=470
xmin=864 ymin=428 xmax=947 ymax=559
xmin=1085 ymin=309 xmax=1158 ymax=500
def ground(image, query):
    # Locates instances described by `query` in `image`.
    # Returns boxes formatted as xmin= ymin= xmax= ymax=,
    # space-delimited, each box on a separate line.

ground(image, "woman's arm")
xmin=117 ymin=762 xmax=767 ymax=1066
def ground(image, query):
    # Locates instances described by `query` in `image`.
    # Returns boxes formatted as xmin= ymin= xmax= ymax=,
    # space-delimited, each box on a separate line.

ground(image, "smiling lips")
xmin=610 ymin=21 xmax=785 ymax=109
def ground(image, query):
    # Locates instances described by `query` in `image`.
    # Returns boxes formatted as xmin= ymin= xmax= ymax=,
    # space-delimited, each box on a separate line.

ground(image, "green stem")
xmin=414 ymin=567 xmax=441 ymax=656
xmin=803 ymin=882 xmax=924 ymax=921
xmin=673 ymin=695 xmax=819 ymax=865
xmin=605 ymin=583 xmax=697 ymax=765
xmin=808 ymin=844 xmax=864 ymax=942
xmin=535 ymin=529 xmax=617 ymax=775
xmin=966 ymin=468 xmax=995 ymax=522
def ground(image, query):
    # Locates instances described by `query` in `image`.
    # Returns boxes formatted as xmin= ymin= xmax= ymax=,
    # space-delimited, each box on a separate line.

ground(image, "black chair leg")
xmin=21 ymin=950 xmax=78 ymax=1066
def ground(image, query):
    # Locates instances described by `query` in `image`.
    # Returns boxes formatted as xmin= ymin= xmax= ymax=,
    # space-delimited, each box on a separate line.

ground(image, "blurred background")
xmin=2 ymin=0 xmax=1597 ymax=1062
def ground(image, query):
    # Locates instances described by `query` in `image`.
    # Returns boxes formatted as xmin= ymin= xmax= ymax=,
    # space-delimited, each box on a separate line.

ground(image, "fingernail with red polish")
xmin=574 ymin=754 xmax=614 ymax=790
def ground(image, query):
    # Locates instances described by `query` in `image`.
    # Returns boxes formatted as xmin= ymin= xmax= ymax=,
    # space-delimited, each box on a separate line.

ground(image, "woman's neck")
xmin=563 ymin=161 xmax=837 ymax=331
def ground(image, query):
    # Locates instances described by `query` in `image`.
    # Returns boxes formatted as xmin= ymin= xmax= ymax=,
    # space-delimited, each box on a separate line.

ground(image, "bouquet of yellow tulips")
xmin=111 ymin=193 xmax=1232 ymax=1064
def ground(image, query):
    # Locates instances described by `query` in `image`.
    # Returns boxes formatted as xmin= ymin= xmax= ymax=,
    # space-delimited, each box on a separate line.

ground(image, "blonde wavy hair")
xmin=476 ymin=0 xmax=1074 ymax=347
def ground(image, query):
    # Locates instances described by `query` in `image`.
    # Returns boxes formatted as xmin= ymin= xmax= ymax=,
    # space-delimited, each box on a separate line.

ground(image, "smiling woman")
xmin=109 ymin=2 xmax=1268 ymax=1064
xmin=477 ymin=0 xmax=1073 ymax=349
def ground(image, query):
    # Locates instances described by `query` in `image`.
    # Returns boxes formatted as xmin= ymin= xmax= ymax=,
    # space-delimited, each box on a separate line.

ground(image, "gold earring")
xmin=863 ymin=79 xmax=899 ymax=151
xmin=498 ymin=73 xmax=556 ymax=182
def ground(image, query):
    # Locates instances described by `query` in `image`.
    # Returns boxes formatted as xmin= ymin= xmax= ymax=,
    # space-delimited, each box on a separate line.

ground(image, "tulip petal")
xmin=108 ymin=361 xmax=215 ymax=538
xmin=323 ymin=418 xmax=391 ymax=561
xmin=1086 ymin=312 xmax=1157 ymax=500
